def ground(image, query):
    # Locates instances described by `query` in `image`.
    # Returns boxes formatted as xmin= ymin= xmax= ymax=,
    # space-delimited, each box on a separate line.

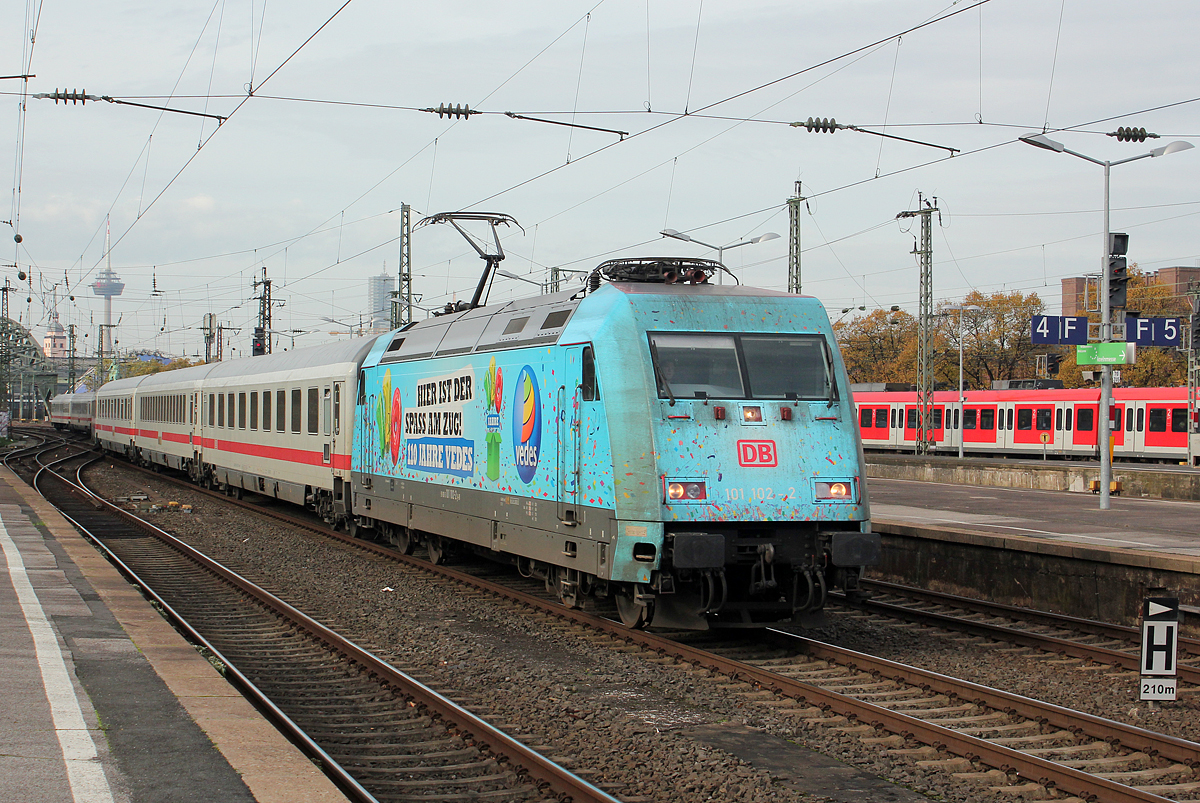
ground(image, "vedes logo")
xmin=737 ymin=440 xmax=778 ymax=467
xmin=512 ymin=366 xmax=541 ymax=482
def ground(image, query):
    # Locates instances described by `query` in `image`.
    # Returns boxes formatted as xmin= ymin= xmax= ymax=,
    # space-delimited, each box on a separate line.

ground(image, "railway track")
xmin=831 ymin=579 xmax=1200 ymax=686
xmin=21 ymin=447 xmax=620 ymax=803
xmin=58 ymin=449 xmax=1200 ymax=803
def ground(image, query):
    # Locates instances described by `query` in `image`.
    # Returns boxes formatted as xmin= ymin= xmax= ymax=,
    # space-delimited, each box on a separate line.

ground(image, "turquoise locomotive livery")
xmin=351 ymin=257 xmax=877 ymax=628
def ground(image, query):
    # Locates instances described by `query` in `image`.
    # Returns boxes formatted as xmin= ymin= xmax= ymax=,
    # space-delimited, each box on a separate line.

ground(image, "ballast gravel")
xmin=84 ymin=464 xmax=1198 ymax=803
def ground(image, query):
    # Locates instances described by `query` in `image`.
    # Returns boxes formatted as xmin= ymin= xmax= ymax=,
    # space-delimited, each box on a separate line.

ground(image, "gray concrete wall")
xmin=872 ymin=520 xmax=1200 ymax=635
xmin=866 ymin=455 xmax=1200 ymax=501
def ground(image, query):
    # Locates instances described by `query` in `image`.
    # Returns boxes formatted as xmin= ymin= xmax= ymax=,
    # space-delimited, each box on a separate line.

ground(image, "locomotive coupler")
xmin=749 ymin=544 xmax=777 ymax=595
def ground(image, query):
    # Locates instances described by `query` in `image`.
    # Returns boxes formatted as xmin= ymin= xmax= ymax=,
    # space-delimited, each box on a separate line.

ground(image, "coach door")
xmin=322 ymin=385 xmax=334 ymax=466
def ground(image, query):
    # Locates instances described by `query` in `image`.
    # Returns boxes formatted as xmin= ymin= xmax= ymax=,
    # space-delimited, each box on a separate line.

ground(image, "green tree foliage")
xmin=119 ymin=356 xmax=198 ymax=377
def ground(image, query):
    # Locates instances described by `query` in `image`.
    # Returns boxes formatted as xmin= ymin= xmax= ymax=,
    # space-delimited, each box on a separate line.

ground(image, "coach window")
xmin=227 ymin=394 xmax=235 ymax=429
xmin=1016 ymin=409 xmax=1032 ymax=430
xmin=1007 ymin=409 xmax=1014 ymax=430
xmin=932 ymin=409 xmax=943 ymax=430
xmin=953 ymin=409 xmax=959 ymax=429
xmin=890 ymin=409 xmax=896 ymax=428
xmin=1055 ymin=409 xmax=1062 ymax=431
xmin=278 ymin=390 xmax=287 ymax=432
xmin=1136 ymin=407 xmax=1144 ymax=432
xmin=963 ymin=409 xmax=977 ymax=430
xmin=262 ymin=391 xmax=271 ymax=432
xmin=1065 ymin=408 xmax=1073 ymax=430
xmin=1076 ymin=408 xmax=1093 ymax=432
xmin=207 ymin=394 xmax=214 ymax=426
xmin=250 ymin=392 xmax=258 ymax=430
xmin=859 ymin=408 xmax=871 ymax=429
xmin=291 ymin=389 xmax=302 ymax=433
xmin=1036 ymin=408 xmax=1052 ymax=431
xmin=218 ymin=393 xmax=225 ymax=427
xmin=238 ymin=393 xmax=247 ymax=429
xmin=1113 ymin=407 xmax=1123 ymax=431
xmin=1126 ymin=408 xmax=1133 ymax=432
xmin=1172 ymin=408 xmax=1188 ymax=432
xmin=1148 ymin=408 xmax=1167 ymax=432
xmin=322 ymin=388 xmax=332 ymax=437
xmin=308 ymin=388 xmax=320 ymax=435
xmin=875 ymin=409 xmax=887 ymax=429
xmin=906 ymin=408 xmax=917 ymax=429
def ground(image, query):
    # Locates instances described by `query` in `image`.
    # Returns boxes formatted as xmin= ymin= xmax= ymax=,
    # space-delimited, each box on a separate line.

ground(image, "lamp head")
xmin=1019 ymin=132 xmax=1065 ymax=152
xmin=1150 ymin=141 xmax=1194 ymax=158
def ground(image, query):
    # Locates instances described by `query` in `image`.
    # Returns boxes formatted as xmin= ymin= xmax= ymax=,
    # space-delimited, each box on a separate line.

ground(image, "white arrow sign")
xmin=1148 ymin=601 xmax=1173 ymax=617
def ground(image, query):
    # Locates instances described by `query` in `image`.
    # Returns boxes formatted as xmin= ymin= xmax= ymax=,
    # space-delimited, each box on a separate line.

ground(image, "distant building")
xmin=43 ymin=317 xmax=67 ymax=358
xmin=1061 ymin=265 xmax=1200 ymax=315
xmin=367 ymin=273 xmax=395 ymax=333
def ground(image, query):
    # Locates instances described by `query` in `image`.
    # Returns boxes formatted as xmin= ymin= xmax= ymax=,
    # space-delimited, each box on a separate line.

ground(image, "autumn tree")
xmin=1053 ymin=266 xmax=1187 ymax=388
xmin=119 ymin=356 xmax=199 ymax=377
xmin=835 ymin=309 xmax=917 ymax=384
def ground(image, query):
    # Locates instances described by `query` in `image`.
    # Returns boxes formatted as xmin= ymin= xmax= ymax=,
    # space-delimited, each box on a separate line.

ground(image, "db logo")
xmin=737 ymin=440 xmax=777 ymax=467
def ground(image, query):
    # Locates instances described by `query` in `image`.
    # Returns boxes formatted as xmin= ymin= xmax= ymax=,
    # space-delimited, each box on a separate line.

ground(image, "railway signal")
xmin=1140 ymin=597 xmax=1179 ymax=701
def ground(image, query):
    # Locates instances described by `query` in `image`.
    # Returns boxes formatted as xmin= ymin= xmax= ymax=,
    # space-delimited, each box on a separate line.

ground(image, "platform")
xmin=0 ymin=464 xmax=347 ymax=803
xmin=869 ymin=476 xmax=1200 ymax=556
xmin=867 ymin=476 xmax=1200 ymax=629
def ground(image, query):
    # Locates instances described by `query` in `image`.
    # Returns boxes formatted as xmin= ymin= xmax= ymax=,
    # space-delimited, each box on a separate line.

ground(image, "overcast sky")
xmin=4 ymin=0 xmax=1198 ymax=359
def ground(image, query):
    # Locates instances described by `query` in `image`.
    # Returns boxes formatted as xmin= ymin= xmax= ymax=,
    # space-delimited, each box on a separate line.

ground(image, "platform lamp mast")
xmin=897 ymin=194 xmax=938 ymax=455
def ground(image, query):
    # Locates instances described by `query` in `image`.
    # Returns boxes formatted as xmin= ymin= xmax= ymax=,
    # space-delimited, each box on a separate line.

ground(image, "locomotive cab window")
xmin=648 ymin=332 xmax=831 ymax=401
xmin=581 ymin=346 xmax=599 ymax=401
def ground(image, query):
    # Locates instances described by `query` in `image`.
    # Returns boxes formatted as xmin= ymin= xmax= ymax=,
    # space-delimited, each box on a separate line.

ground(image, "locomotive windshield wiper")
xmin=648 ymin=340 xmax=676 ymax=406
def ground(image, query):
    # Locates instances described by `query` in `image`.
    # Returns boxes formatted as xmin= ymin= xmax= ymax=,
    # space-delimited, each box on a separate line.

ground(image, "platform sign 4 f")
xmin=1031 ymin=315 xmax=1088 ymax=345
xmin=1140 ymin=597 xmax=1179 ymax=701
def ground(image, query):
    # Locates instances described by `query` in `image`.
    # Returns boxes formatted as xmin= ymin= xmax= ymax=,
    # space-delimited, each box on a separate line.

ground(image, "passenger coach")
xmin=855 ymin=386 xmax=1195 ymax=461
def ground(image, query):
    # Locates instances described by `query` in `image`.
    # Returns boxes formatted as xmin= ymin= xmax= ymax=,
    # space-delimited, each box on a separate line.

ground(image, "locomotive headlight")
xmin=742 ymin=405 xmax=763 ymax=423
xmin=814 ymin=480 xmax=855 ymax=502
xmin=667 ymin=480 xmax=707 ymax=501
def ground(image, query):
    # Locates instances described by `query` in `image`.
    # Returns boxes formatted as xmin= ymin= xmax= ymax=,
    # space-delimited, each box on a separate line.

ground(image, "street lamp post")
xmin=1020 ymin=133 xmax=1193 ymax=509
xmin=660 ymin=229 xmax=780 ymax=284
xmin=946 ymin=304 xmax=981 ymax=458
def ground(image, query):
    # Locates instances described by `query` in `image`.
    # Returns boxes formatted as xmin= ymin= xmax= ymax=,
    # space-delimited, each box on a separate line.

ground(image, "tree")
xmin=835 ymin=309 xmax=917 ymax=384
xmin=119 ymin=356 xmax=199 ymax=377
xmin=1059 ymin=265 xmax=1188 ymax=388
xmin=939 ymin=290 xmax=1046 ymax=390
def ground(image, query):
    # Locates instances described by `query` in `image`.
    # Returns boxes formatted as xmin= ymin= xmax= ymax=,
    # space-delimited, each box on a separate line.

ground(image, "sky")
xmin=3 ymin=0 xmax=1198 ymax=360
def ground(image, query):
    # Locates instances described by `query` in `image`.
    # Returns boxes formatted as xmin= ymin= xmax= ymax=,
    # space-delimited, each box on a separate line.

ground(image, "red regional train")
xmin=853 ymin=386 xmax=1199 ymax=463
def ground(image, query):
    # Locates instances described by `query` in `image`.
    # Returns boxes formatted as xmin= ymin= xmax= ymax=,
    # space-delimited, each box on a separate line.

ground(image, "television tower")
xmin=92 ymin=216 xmax=125 ymax=363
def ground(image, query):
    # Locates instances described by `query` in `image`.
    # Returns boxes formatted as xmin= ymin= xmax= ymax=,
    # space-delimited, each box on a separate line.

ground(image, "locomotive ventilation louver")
xmin=591 ymin=257 xmax=724 ymax=286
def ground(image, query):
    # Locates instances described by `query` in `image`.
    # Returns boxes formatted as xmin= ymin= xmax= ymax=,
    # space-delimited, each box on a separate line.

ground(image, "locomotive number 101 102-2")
xmin=723 ymin=486 xmax=798 ymax=501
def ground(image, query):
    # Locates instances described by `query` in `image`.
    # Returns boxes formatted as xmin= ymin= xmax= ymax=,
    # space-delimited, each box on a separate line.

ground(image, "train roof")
xmin=96 ymin=337 xmax=381 ymax=394
xmin=367 ymin=281 xmax=824 ymax=367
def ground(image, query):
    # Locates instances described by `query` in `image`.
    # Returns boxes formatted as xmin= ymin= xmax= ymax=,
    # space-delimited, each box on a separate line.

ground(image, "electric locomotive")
xmin=350 ymin=257 xmax=877 ymax=629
